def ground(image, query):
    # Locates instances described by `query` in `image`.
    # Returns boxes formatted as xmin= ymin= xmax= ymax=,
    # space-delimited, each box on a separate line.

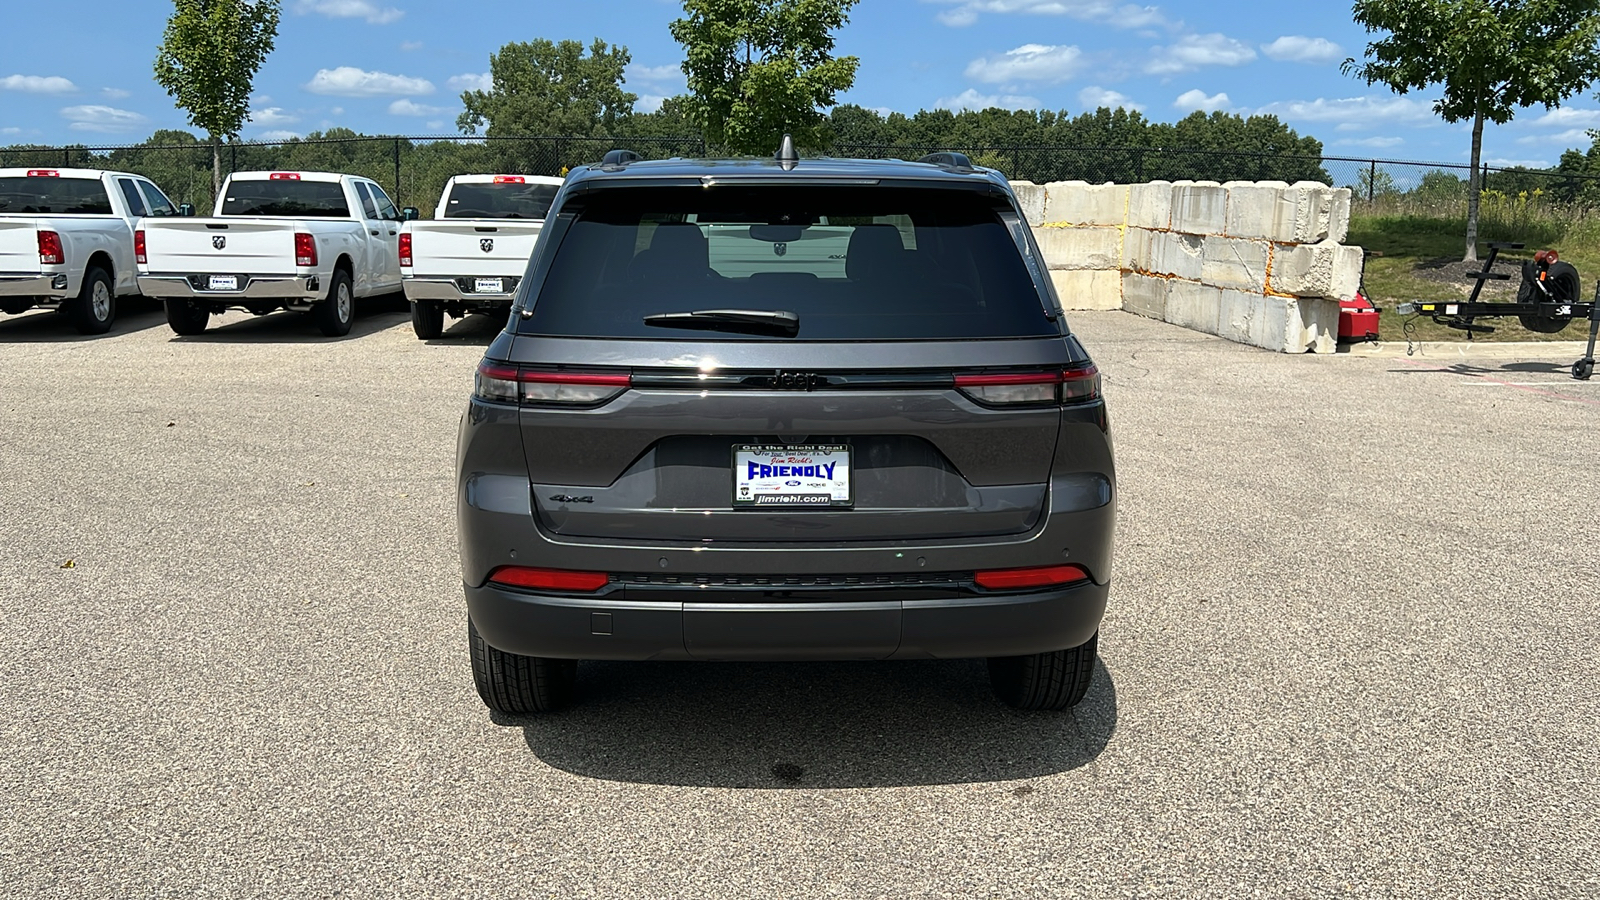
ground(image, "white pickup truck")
xmin=399 ymin=174 xmax=562 ymax=339
xmin=0 ymin=167 xmax=180 ymax=334
xmin=137 ymin=171 xmax=403 ymax=337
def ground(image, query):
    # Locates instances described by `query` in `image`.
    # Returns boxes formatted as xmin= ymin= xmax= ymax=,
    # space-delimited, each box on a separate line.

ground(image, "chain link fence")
xmin=8 ymin=135 xmax=1600 ymax=220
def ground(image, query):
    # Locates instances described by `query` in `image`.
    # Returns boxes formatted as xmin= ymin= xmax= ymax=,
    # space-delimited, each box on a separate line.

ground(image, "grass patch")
xmin=1349 ymin=203 xmax=1600 ymax=343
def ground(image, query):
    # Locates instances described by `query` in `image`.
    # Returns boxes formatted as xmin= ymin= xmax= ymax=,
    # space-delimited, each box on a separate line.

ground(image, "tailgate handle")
xmin=474 ymin=227 xmax=498 ymax=233
xmin=205 ymin=224 xmax=229 ymax=230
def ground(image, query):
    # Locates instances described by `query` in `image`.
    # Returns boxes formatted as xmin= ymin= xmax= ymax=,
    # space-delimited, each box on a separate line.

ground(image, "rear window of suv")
xmin=220 ymin=180 xmax=350 ymax=217
xmin=0 ymin=177 xmax=114 ymax=215
xmin=519 ymin=186 xmax=1056 ymax=341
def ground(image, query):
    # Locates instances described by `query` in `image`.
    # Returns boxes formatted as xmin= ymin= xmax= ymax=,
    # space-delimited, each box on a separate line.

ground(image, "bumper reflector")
xmin=488 ymin=566 xmax=610 ymax=592
xmin=974 ymin=564 xmax=1090 ymax=590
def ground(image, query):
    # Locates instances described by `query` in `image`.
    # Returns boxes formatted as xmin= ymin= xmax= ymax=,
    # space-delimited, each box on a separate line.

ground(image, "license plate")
xmin=474 ymin=277 xmax=504 ymax=293
xmin=207 ymin=275 xmax=239 ymax=291
xmin=732 ymin=444 xmax=852 ymax=508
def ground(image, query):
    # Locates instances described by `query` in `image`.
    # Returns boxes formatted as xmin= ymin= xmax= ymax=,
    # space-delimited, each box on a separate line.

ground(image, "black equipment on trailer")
xmin=1396 ymin=241 xmax=1599 ymax=380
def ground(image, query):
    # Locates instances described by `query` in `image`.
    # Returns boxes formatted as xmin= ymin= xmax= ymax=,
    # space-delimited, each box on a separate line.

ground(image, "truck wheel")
xmin=165 ymin=299 xmax=209 ymax=335
xmin=468 ymin=618 xmax=576 ymax=714
xmin=988 ymin=631 xmax=1098 ymax=711
xmin=315 ymin=269 xmax=354 ymax=337
xmin=69 ymin=267 xmax=115 ymax=335
xmin=411 ymin=300 xmax=444 ymax=339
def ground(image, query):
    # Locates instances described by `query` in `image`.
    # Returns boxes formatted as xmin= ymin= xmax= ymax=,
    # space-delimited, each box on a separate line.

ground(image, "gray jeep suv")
xmin=457 ymin=147 xmax=1115 ymax=713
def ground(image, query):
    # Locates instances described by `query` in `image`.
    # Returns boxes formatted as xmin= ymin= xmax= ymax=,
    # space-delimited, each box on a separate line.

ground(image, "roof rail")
xmin=916 ymin=151 xmax=974 ymax=171
xmin=599 ymin=149 xmax=641 ymax=168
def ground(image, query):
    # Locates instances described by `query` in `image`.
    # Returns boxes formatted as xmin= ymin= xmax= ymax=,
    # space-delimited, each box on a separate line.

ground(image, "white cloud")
xmin=294 ymin=0 xmax=404 ymax=24
xmin=1078 ymin=86 xmax=1143 ymax=112
xmin=388 ymin=98 xmax=451 ymax=116
xmin=1146 ymin=33 xmax=1256 ymax=74
xmin=1 ymin=74 xmax=78 ymax=94
xmin=1 ymin=127 xmax=22 ymax=135
xmin=1173 ymin=89 xmax=1229 ymax=112
xmin=626 ymin=63 xmax=685 ymax=86
xmin=425 ymin=120 xmax=447 ymax=131
xmin=1256 ymin=95 xmax=1436 ymax=128
xmin=637 ymin=95 xmax=667 ymax=114
xmin=1261 ymin=36 xmax=1342 ymax=64
xmin=965 ymin=44 xmax=1083 ymax=83
xmin=101 ymin=87 xmax=131 ymax=100
xmin=1530 ymin=107 xmax=1600 ymax=128
xmin=250 ymin=107 xmax=298 ymax=126
xmin=931 ymin=0 xmax=1169 ymax=30
xmin=446 ymin=72 xmax=492 ymax=93
xmin=304 ymin=67 xmax=434 ymax=96
xmin=1516 ymin=128 xmax=1590 ymax=146
xmin=258 ymin=130 xmax=302 ymax=141
xmin=1484 ymin=156 xmax=1552 ymax=168
xmin=1336 ymin=136 xmax=1404 ymax=148
xmin=400 ymin=40 xmax=423 ymax=51
xmin=330 ymin=107 xmax=345 ymax=116
xmin=934 ymin=88 xmax=1041 ymax=112
xmin=60 ymin=105 xmax=147 ymax=133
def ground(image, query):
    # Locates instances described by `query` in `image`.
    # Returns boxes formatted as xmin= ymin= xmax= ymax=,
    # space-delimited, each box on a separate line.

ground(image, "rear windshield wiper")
xmin=642 ymin=308 xmax=800 ymax=337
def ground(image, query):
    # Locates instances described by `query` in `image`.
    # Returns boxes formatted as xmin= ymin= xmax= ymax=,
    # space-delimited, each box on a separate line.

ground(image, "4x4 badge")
xmin=548 ymin=493 xmax=594 ymax=504
xmin=212 ymin=236 xmax=226 ymax=250
xmin=480 ymin=238 xmax=495 ymax=253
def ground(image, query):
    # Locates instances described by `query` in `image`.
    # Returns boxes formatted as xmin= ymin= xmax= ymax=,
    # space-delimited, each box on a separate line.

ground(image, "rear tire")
xmin=69 ymin=267 xmax=115 ymax=335
xmin=469 ymin=618 xmax=577 ymax=714
xmin=164 ymin=298 xmax=209 ymax=335
xmin=988 ymin=631 xmax=1098 ymax=711
xmin=315 ymin=269 xmax=354 ymax=337
xmin=411 ymin=300 xmax=444 ymax=339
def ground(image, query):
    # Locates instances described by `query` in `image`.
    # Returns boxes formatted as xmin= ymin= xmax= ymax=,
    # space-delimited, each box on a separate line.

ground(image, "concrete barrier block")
xmin=1223 ymin=181 xmax=1290 ymax=240
xmin=1165 ymin=280 xmax=1222 ymax=334
xmin=1217 ymin=292 xmax=1340 ymax=353
xmin=1122 ymin=272 xmax=1170 ymax=320
xmin=1171 ymin=182 xmax=1228 ymax=234
xmin=1044 ymin=181 xmax=1129 ymax=226
xmin=1035 ymin=225 xmax=1122 ymax=270
xmin=1128 ymin=181 xmax=1172 ymax=230
xmin=1010 ymin=181 xmax=1047 ymax=226
xmin=1270 ymin=239 xmax=1363 ymax=300
xmin=1201 ymin=236 xmax=1270 ymax=292
xmin=1125 ymin=228 xmax=1203 ymax=281
xmin=1049 ymin=268 xmax=1122 ymax=310
xmin=1301 ymin=297 xmax=1341 ymax=354
xmin=1327 ymin=188 xmax=1352 ymax=244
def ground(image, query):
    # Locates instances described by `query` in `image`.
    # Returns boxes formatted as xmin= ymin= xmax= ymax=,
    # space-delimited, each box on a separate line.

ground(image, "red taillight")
xmin=974 ymin=565 xmax=1091 ymax=590
xmin=37 ymin=230 xmax=63 ymax=265
xmin=954 ymin=365 xmax=1100 ymax=405
xmin=270 ymin=172 xmax=301 ymax=180
xmin=398 ymin=232 xmax=412 ymax=267
xmin=493 ymin=175 xmax=525 ymax=184
xmin=27 ymin=169 xmax=59 ymax=177
xmin=488 ymin=566 xmax=610 ymax=592
xmin=294 ymin=232 xmax=317 ymax=267
xmin=134 ymin=229 xmax=147 ymax=265
xmin=474 ymin=361 xmax=632 ymax=406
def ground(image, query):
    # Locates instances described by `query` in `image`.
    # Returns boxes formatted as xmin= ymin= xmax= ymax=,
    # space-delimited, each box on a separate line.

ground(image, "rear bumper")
xmin=402 ymin=275 xmax=516 ymax=304
xmin=466 ymin=579 xmax=1108 ymax=662
xmin=0 ymin=273 xmax=68 ymax=299
xmin=138 ymin=274 xmax=321 ymax=301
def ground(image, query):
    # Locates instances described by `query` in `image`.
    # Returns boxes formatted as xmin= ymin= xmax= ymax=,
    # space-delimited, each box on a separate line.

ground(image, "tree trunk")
xmin=1465 ymin=106 xmax=1484 ymax=263
xmin=211 ymin=135 xmax=222 ymax=201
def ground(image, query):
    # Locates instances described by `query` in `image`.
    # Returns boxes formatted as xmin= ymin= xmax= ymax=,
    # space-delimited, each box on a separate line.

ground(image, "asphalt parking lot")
xmin=3 ymin=298 xmax=1597 ymax=898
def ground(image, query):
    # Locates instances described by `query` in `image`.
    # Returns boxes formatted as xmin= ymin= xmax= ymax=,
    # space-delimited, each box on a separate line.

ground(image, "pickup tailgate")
xmin=408 ymin=220 xmax=542 ymax=277
xmin=142 ymin=218 xmax=296 ymax=274
xmin=0 ymin=219 xmax=41 ymax=274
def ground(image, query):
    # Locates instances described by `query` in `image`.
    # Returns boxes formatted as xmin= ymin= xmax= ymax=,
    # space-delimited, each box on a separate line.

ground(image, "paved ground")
xmin=2 ymin=299 xmax=1596 ymax=898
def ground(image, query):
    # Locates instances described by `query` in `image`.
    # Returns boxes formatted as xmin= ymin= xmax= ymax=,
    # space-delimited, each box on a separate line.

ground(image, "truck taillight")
xmin=27 ymin=169 xmax=60 ymax=177
xmin=493 ymin=175 xmax=525 ymax=184
xmin=474 ymin=361 xmax=632 ymax=406
xmin=953 ymin=364 xmax=1100 ymax=406
xmin=398 ymin=233 xmax=412 ymax=267
xmin=38 ymin=231 xmax=64 ymax=265
xmin=134 ymin=229 xmax=147 ymax=265
xmin=294 ymin=232 xmax=317 ymax=267
xmin=270 ymin=172 xmax=302 ymax=180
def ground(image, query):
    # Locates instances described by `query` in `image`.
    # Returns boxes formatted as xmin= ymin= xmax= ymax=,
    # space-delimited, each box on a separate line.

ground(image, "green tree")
xmin=458 ymin=39 xmax=636 ymax=138
xmin=670 ymin=0 xmax=861 ymax=154
xmin=1352 ymin=165 xmax=1400 ymax=200
xmin=1344 ymin=0 xmax=1600 ymax=260
xmin=153 ymin=0 xmax=281 ymax=195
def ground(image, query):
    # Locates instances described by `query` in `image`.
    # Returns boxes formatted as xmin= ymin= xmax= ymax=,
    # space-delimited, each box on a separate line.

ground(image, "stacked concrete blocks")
xmin=1011 ymin=178 xmax=1361 ymax=353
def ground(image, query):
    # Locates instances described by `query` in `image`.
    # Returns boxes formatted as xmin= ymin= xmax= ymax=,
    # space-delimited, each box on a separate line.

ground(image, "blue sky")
xmin=0 ymin=0 xmax=1593 ymax=168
